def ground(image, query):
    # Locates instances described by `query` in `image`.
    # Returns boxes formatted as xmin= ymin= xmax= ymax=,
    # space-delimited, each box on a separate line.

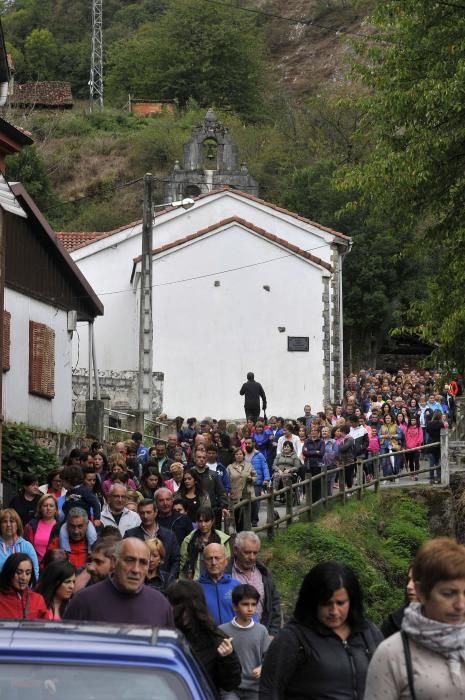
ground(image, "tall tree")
xmin=105 ymin=0 xmax=268 ymax=119
xmin=341 ymin=0 xmax=465 ymax=372
xmin=283 ymin=159 xmax=412 ymax=366
xmin=24 ymin=28 xmax=59 ymax=79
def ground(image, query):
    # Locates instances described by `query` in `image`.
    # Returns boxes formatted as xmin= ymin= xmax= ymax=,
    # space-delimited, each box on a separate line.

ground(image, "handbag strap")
xmin=401 ymin=631 xmax=417 ymax=700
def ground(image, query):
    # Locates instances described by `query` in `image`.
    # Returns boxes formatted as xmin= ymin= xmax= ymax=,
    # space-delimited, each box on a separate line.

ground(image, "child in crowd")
xmin=219 ymin=584 xmax=271 ymax=700
xmin=366 ymin=421 xmax=381 ymax=480
xmin=61 ymin=466 xmax=101 ymax=526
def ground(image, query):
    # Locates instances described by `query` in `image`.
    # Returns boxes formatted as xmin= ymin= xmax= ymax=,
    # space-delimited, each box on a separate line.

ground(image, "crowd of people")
xmin=0 ymin=366 xmax=461 ymax=698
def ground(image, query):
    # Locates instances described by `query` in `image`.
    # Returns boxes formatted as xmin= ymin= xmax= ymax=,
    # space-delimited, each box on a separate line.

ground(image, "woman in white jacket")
xmin=364 ymin=537 xmax=465 ymax=699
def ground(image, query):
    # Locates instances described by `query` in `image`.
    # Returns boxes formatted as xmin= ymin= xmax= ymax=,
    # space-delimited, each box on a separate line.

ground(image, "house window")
xmin=3 ymin=310 xmax=10 ymax=372
xmin=29 ymin=321 xmax=55 ymax=399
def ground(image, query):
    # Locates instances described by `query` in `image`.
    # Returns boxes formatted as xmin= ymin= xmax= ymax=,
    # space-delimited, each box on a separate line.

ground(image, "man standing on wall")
xmin=240 ymin=372 xmax=267 ymax=422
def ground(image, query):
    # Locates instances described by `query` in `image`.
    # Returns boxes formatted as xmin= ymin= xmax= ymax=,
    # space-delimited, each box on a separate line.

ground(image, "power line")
xmin=201 ymin=0 xmax=379 ymax=41
xmin=69 ymin=240 xmax=338 ymax=302
xmin=42 ymin=175 xmax=145 ymax=214
xmin=415 ymin=0 xmax=465 ymax=9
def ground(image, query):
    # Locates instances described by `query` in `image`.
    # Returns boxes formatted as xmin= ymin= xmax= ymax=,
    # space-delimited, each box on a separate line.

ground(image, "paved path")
xmin=261 ymin=456 xmax=437 ymax=527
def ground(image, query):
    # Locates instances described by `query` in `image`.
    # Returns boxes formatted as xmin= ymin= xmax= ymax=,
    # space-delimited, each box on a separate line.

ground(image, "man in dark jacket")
xmin=155 ymin=488 xmax=193 ymax=544
xmin=227 ymin=530 xmax=281 ymax=637
xmin=191 ymin=450 xmax=229 ymax=529
xmin=64 ymin=538 xmax=174 ymax=626
xmin=124 ymin=498 xmax=180 ymax=582
xmin=239 ymin=372 xmax=267 ymax=422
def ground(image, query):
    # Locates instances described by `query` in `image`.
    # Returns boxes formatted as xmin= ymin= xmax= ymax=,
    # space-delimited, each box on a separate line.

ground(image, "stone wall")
xmin=322 ymin=276 xmax=331 ymax=407
xmin=330 ymin=245 xmax=342 ymax=403
xmin=72 ymin=369 xmax=164 ymax=435
xmin=454 ymin=397 xmax=465 ymax=441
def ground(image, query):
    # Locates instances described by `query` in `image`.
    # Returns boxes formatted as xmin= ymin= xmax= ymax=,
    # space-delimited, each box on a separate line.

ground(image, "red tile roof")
xmin=218 ymin=187 xmax=350 ymax=242
xmin=11 ymin=81 xmax=73 ymax=108
xmin=133 ymin=216 xmax=334 ymax=272
xmin=57 ymin=186 xmax=350 ymax=253
xmin=56 ymin=217 xmax=147 ymax=252
xmin=56 ymin=231 xmax=108 ymax=252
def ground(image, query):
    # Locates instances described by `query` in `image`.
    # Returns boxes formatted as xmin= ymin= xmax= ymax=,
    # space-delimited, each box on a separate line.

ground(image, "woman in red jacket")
xmin=0 ymin=552 xmax=49 ymax=620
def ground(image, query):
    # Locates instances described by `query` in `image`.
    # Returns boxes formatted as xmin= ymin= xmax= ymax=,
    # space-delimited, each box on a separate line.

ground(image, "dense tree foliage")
xmin=0 ymin=0 xmax=164 ymax=94
xmin=105 ymin=0 xmax=267 ymax=118
xmin=283 ymin=160 xmax=416 ymax=365
xmin=1 ymin=0 xmax=266 ymax=114
xmin=340 ymin=0 xmax=465 ymax=372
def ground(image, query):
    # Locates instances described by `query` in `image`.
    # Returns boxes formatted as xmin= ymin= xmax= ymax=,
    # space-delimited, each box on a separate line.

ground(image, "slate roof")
xmin=11 ymin=81 xmax=73 ymax=108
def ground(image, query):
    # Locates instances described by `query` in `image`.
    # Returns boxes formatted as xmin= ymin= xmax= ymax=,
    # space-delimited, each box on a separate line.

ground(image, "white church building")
xmin=62 ymin=186 xmax=350 ymax=420
xmin=59 ymin=111 xmax=351 ymax=420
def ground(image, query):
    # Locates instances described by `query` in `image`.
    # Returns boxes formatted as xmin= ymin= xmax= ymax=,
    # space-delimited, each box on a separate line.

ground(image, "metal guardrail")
xmin=103 ymin=408 xmax=169 ymax=427
xmin=103 ymin=408 xmax=169 ymax=443
xmin=232 ymin=435 xmax=448 ymax=538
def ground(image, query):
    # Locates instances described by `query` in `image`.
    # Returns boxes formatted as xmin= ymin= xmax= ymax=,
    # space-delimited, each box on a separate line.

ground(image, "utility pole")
xmin=136 ymin=173 xmax=155 ymax=435
xmin=89 ymin=0 xmax=104 ymax=110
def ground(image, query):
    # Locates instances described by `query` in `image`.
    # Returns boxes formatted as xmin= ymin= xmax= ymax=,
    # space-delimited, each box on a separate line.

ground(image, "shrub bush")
xmin=261 ymin=491 xmax=431 ymax=624
xmin=2 ymin=423 xmax=58 ymax=485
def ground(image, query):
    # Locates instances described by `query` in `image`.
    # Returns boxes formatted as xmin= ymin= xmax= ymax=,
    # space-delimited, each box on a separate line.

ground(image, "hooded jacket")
xmin=0 ymin=587 xmax=49 ymax=620
xmin=260 ymin=618 xmax=383 ymax=700
xmin=197 ymin=572 xmax=241 ymax=625
xmin=0 ymin=537 xmax=39 ymax=580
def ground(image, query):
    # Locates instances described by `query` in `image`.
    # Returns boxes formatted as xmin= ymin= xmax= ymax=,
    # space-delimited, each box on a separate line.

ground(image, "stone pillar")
xmin=86 ymin=400 xmax=104 ymax=441
xmin=322 ymin=276 xmax=331 ymax=407
xmin=454 ymin=397 xmax=465 ymax=440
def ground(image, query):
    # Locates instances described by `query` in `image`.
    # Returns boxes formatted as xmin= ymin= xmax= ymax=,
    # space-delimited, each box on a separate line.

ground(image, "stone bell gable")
xmin=164 ymin=108 xmax=259 ymax=201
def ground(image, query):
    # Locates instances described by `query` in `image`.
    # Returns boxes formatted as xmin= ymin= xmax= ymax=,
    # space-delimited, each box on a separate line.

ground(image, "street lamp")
xmin=136 ymin=175 xmax=195 ymax=434
xmin=171 ymin=197 xmax=195 ymax=210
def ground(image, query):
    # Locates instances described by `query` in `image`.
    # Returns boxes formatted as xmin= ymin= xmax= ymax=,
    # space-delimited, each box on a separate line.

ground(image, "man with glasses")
xmin=100 ymin=484 xmax=141 ymax=536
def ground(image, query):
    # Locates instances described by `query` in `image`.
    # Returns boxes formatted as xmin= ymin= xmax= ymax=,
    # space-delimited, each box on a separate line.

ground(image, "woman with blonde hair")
xmin=365 ymin=537 xmax=465 ymax=698
xmin=0 ymin=508 xmax=39 ymax=579
xmin=145 ymin=538 xmax=167 ymax=593
xmin=165 ymin=462 xmax=184 ymax=493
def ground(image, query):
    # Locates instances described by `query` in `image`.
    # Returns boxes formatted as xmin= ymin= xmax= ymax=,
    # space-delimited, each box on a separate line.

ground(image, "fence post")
xmin=305 ymin=471 xmax=313 ymax=521
xmin=440 ymin=429 xmax=449 ymax=486
xmin=266 ymin=491 xmax=275 ymax=539
xmin=340 ymin=465 xmax=346 ymax=504
xmin=321 ymin=469 xmax=327 ymax=507
xmin=285 ymin=484 xmax=293 ymax=525
xmin=373 ymin=456 xmax=380 ymax=494
xmin=357 ymin=461 xmax=364 ymax=500
xmin=243 ymin=495 xmax=252 ymax=531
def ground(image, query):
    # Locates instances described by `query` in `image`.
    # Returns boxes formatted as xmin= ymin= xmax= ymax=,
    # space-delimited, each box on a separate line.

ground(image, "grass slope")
xmin=260 ymin=491 xmax=431 ymax=625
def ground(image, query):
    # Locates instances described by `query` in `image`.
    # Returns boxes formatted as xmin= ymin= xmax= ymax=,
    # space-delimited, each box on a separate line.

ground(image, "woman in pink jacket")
xmin=405 ymin=415 xmax=423 ymax=479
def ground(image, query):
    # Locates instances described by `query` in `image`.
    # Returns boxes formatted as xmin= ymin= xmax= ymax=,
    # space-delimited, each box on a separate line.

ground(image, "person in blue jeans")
xmin=244 ymin=437 xmax=270 ymax=527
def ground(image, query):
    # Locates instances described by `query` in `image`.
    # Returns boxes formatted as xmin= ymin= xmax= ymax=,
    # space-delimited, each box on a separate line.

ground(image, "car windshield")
xmin=0 ymin=663 xmax=191 ymax=700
